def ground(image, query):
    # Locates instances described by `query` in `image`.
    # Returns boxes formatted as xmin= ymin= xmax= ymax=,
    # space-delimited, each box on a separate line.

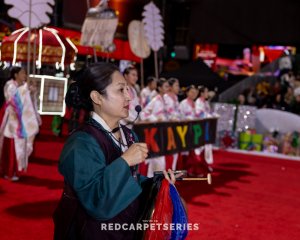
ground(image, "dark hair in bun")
xmin=10 ymin=66 xmax=24 ymax=80
xmin=123 ymin=65 xmax=137 ymax=76
xmin=185 ymin=85 xmax=196 ymax=93
xmin=167 ymin=77 xmax=179 ymax=86
xmin=65 ymin=62 xmax=119 ymax=111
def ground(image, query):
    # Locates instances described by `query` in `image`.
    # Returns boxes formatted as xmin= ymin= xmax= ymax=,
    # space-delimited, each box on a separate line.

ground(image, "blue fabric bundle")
xmin=169 ymin=184 xmax=188 ymax=240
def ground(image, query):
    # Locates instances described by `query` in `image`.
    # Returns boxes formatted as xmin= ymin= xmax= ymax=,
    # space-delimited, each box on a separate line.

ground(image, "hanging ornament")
xmin=128 ymin=20 xmax=151 ymax=88
xmin=5 ymin=0 xmax=55 ymax=28
xmin=80 ymin=0 xmax=118 ymax=52
xmin=1 ymin=27 xmax=77 ymax=68
xmin=142 ymin=1 xmax=164 ymax=52
xmin=142 ymin=1 xmax=165 ymax=79
xmin=128 ymin=20 xmax=151 ymax=59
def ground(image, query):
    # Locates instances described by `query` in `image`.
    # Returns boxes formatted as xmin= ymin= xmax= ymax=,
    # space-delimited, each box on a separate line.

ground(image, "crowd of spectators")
xmin=235 ymin=70 xmax=300 ymax=115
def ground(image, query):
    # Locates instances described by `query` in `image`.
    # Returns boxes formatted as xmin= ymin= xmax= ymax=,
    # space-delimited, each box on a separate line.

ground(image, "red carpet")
xmin=1 ymin=130 xmax=300 ymax=239
xmin=178 ymin=150 xmax=300 ymax=240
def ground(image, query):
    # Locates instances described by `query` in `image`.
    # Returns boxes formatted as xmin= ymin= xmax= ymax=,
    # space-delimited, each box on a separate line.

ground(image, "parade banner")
xmin=133 ymin=118 xmax=217 ymax=157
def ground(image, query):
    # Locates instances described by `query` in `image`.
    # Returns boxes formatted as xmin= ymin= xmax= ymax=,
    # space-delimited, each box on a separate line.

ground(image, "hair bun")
xmin=69 ymin=65 xmax=88 ymax=83
xmin=65 ymin=81 xmax=92 ymax=110
xmin=65 ymin=81 xmax=81 ymax=108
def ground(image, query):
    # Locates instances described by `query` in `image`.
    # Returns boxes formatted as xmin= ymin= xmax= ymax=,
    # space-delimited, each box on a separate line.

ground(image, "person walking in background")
xmin=140 ymin=76 xmax=157 ymax=108
xmin=195 ymin=86 xmax=211 ymax=119
xmin=179 ymin=85 xmax=198 ymax=170
xmin=164 ymin=77 xmax=181 ymax=170
xmin=164 ymin=78 xmax=181 ymax=121
xmin=140 ymin=78 xmax=170 ymax=177
xmin=193 ymin=86 xmax=214 ymax=175
xmin=53 ymin=63 xmax=177 ymax=239
xmin=179 ymin=85 xmax=198 ymax=120
xmin=122 ymin=66 xmax=140 ymax=127
xmin=0 ymin=67 xmax=40 ymax=181
xmin=140 ymin=78 xmax=169 ymax=122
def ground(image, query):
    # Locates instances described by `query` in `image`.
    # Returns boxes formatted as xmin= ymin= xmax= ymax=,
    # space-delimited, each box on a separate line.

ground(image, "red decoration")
xmin=221 ymin=131 xmax=236 ymax=148
xmin=51 ymin=26 xmax=141 ymax=62
xmin=1 ymin=28 xmax=76 ymax=65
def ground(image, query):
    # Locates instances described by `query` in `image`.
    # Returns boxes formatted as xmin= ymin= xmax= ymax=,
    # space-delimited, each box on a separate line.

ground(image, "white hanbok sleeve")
xmin=140 ymin=87 xmax=150 ymax=108
xmin=164 ymin=94 xmax=180 ymax=120
xmin=4 ymin=80 xmax=18 ymax=101
xmin=179 ymin=99 xmax=194 ymax=120
xmin=140 ymin=96 xmax=166 ymax=121
xmin=126 ymin=87 xmax=141 ymax=122
xmin=195 ymin=98 xmax=206 ymax=118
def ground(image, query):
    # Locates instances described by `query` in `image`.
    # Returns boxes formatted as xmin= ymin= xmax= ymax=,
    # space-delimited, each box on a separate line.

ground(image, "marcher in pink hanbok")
xmin=140 ymin=76 xmax=157 ymax=108
xmin=140 ymin=78 xmax=169 ymax=177
xmin=164 ymin=78 xmax=181 ymax=170
xmin=194 ymin=86 xmax=213 ymax=173
xmin=179 ymin=85 xmax=198 ymax=120
xmin=195 ymin=86 xmax=212 ymax=119
xmin=122 ymin=66 xmax=140 ymax=127
xmin=140 ymin=78 xmax=169 ymax=122
xmin=0 ymin=67 xmax=39 ymax=181
xmin=178 ymin=85 xmax=198 ymax=171
xmin=164 ymin=78 xmax=180 ymax=121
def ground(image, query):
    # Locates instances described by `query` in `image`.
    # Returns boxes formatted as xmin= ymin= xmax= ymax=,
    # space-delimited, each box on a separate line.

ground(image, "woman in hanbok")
xmin=164 ymin=78 xmax=181 ymax=170
xmin=194 ymin=86 xmax=213 ymax=174
xmin=122 ymin=66 xmax=140 ymax=127
xmin=179 ymin=85 xmax=198 ymax=170
xmin=179 ymin=85 xmax=198 ymax=120
xmin=53 ymin=63 xmax=177 ymax=239
xmin=140 ymin=76 xmax=157 ymax=108
xmin=195 ymin=86 xmax=211 ymax=119
xmin=164 ymin=78 xmax=180 ymax=120
xmin=140 ymin=78 xmax=170 ymax=177
xmin=0 ymin=67 xmax=39 ymax=181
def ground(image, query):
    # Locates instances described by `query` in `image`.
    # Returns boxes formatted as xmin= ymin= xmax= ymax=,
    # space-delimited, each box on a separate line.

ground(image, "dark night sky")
xmin=61 ymin=0 xmax=300 ymax=45
xmin=188 ymin=0 xmax=300 ymax=45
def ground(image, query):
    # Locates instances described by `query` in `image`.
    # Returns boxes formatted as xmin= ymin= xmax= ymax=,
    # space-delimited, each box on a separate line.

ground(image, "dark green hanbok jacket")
xmin=53 ymin=119 xmax=145 ymax=240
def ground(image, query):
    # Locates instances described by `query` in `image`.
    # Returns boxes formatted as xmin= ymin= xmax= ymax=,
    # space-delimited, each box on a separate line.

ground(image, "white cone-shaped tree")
xmin=5 ymin=0 xmax=55 ymax=28
xmin=142 ymin=1 xmax=165 ymax=79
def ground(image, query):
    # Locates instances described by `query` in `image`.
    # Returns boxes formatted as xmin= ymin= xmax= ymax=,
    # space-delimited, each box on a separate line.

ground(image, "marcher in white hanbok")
xmin=164 ymin=78 xmax=181 ymax=120
xmin=140 ymin=79 xmax=169 ymax=177
xmin=179 ymin=85 xmax=198 ymax=120
xmin=140 ymin=76 xmax=157 ymax=108
xmin=195 ymin=86 xmax=213 ymax=171
xmin=122 ymin=66 xmax=140 ymax=127
xmin=179 ymin=85 xmax=198 ymax=170
xmin=0 ymin=67 xmax=40 ymax=181
xmin=140 ymin=79 xmax=169 ymax=122
xmin=195 ymin=87 xmax=212 ymax=119
xmin=164 ymin=78 xmax=181 ymax=170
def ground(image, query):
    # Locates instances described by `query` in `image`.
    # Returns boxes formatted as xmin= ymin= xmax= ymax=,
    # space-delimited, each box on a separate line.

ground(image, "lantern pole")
xmin=27 ymin=0 xmax=32 ymax=74
xmin=140 ymin=58 xmax=144 ymax=89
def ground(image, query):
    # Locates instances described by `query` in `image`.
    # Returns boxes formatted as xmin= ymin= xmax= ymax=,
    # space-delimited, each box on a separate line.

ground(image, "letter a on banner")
xmin=167 ymin=127 xmax=176 ymax=150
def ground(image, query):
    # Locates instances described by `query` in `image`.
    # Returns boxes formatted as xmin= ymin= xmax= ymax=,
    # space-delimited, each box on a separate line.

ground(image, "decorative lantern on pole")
xmin=128 ymin=20 xmax=151 ymax=88
xmin=4 ymin=0 xmax=55 ymax=73
xmin=80 ymin=0 xmax=118 ymax=60
xmin=142 ymin=1 xmax=165 ymax=80
xmin=1 ymin=27 xmax=77 ymax=69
